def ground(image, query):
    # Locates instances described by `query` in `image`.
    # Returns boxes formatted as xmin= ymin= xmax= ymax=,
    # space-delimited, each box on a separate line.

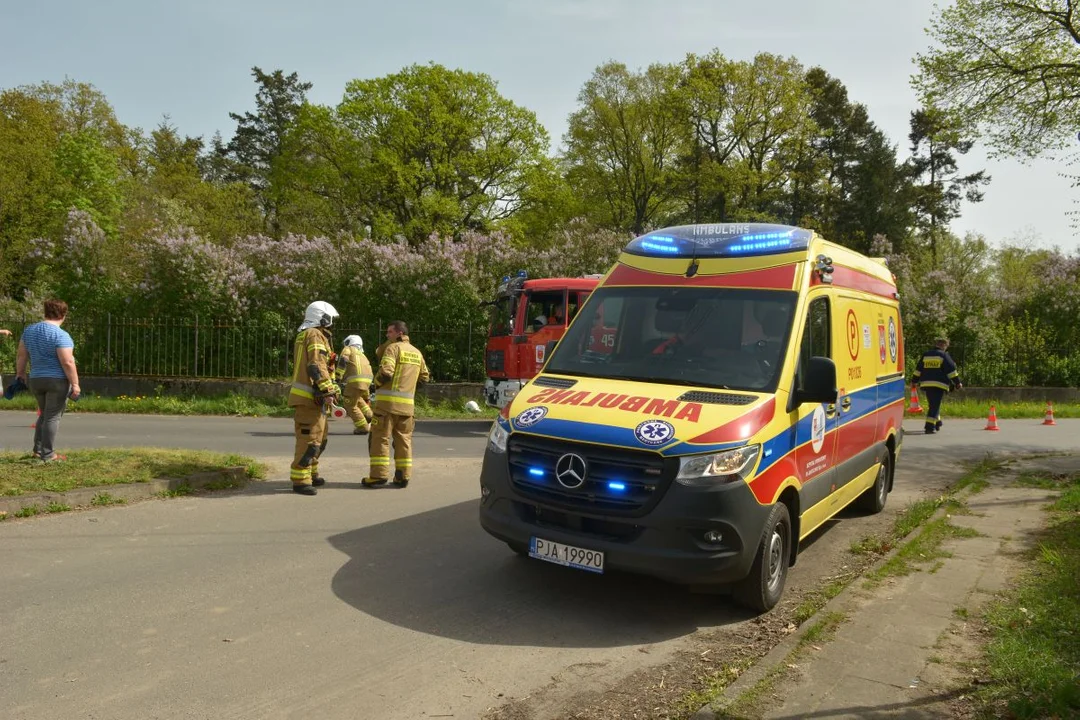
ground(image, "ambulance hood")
xmin=503 ymin=375 xmax=778 ymax=457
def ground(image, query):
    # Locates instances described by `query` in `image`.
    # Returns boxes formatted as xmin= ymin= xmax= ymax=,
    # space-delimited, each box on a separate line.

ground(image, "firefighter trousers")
xmin=343 ymin=388 xmax=373 ymax=431
xmin=291 ymin=404 xmax=328 ymax=486
xmin=368 ymin=411 xmax=414 ymax=481
xmin=924 ymin=388 xmax=946 ymax=427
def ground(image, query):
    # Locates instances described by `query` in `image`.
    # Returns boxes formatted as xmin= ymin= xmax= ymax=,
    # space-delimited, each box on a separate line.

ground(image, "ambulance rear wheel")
xmin=734 ymin=502 xmax=791 ymax=613
xmin=857 ymin=450 xmax=891 ymax=514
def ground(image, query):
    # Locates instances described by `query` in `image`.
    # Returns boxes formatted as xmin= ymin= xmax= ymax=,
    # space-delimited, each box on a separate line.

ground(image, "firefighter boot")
xmin=361 ymin=477 xmax=387 ymax=487
xmin=293 ymin=484 xmax=317 ymax=496
xmin=392 ymin=469 xmax=409 ymax=489
xmin=924 ymin=423 xmax=936 ymax=434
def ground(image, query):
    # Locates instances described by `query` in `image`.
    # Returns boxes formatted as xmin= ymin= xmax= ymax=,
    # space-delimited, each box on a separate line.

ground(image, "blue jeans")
xmin=29 ymin=377 xmax=69 ymax=460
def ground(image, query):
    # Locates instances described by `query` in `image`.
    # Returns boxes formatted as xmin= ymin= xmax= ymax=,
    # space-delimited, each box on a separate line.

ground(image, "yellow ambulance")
xmin=479 ymin=223 xmax=906 ymax=612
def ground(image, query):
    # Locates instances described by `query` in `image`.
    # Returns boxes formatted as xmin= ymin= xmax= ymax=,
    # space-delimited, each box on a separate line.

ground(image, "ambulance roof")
xmin=623 ymin=223 xmax=813 ymax=259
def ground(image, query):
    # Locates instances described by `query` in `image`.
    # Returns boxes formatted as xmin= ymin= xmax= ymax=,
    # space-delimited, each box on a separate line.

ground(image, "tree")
xmin=563 ymin=61 xmax=685 ymax=234
xmin=315 ymin=63 xmax=552 ymax=244
xmin=223 ymin=67 xmax=313 ymax=236
xmin=913 ymin=0 xmax=1080 ymax=158
xmin=907 ymin=107 xmax=990 ymax=258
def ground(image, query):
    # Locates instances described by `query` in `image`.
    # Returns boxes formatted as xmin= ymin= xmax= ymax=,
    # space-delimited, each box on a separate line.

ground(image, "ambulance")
xmin=478 ymin=223 xmax=905 ymax=612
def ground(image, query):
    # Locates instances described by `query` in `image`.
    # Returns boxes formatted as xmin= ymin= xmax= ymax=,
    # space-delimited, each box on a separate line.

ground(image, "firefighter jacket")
xmin=913 ymin=348 xmax=961 ymax=391
xmin=289 ymin=327 xmax=336 ymax=408
xmin=373 ymin=335 xmax=430 ymax=416
xmin=335 ymin=345 xmax=374 ymax=396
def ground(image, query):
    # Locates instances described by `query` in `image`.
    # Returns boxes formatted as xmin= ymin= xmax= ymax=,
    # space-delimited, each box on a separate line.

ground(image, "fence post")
xmin=467 ymin=319 xmax=472 ymax=382
xmin=194 ymin=314 xmax=199 ymax=377
xmin=106 ymin=312 xmax=112 ymax=375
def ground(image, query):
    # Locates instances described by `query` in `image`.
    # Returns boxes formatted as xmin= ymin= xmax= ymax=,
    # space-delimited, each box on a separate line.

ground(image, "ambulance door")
xmin=794 ymin=293 xmax=839 ymax=523
xmin=831 ymin=294 xmax=880 ymax=491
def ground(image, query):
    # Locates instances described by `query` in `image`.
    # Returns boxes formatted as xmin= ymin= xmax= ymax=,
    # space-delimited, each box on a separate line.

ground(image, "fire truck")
xmin=482 ymin=271 xmax=606 ymax=409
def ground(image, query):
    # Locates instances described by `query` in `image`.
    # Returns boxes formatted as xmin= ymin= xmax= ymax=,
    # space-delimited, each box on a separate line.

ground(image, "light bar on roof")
xmin=623 ymin=223 xmax=812 ymax=259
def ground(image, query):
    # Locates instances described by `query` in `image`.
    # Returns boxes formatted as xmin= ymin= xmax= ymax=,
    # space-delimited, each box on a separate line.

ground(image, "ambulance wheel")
xmin=857 ymin=449 xmax=891 ymax=514
xmin=734 ymin=502 xmax=791 ymax=613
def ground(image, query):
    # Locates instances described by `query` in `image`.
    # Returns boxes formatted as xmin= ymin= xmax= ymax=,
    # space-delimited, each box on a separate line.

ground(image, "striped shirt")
xmin=21 ymin=321 xmax=74 ymax=379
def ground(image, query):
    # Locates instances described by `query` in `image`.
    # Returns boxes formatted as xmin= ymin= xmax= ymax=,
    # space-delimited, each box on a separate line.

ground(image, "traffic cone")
xmin=907 ymin=386 xmax=924 ymax=414
xmin=984 ymin=404 xmax=1000 ymax=432
xmin=1042 ymin=401 xmax=1057 ymax=426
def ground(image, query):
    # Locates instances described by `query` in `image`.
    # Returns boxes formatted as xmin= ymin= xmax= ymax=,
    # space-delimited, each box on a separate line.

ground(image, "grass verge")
xmin=0 ymin=391 xmax=497 ymax=420
xmin=974 ymin=472 xmax=1080 ymax=719
xmin=932 ymin=399 xmax=1080 ymax=419
xmin=0 ymin=447 xmax=267 ymax=497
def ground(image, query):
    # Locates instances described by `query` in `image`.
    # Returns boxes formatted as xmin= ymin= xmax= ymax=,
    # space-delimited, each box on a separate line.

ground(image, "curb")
xmin=0 ymin=466 xmax=249 ymax=518
xmin=692 ymin=496 xmax=961 ymax=720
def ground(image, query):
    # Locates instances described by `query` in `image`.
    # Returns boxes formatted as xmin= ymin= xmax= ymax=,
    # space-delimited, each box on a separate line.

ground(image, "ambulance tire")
xmin=857 ymin=449 xmax=891 ymax=514
xmin=734 ymin=502 xmax=791 ymax=613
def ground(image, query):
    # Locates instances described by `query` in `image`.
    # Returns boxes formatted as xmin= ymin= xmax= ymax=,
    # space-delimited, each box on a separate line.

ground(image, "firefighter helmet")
xmin=343 ymin=334 xmax=363 ymax=351
xmin=299 ymin=301 xmax=339 ymax=331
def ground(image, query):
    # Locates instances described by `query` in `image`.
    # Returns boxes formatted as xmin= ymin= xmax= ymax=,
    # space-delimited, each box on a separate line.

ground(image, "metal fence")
xmin=0 ymin=315 xmax=489 ymax=383
xmin=3 ymin=315 xmax=1079 ymax=387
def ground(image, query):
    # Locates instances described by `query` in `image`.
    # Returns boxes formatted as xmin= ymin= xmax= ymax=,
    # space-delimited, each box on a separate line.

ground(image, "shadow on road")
xmin=246 ymin=419 xmax=492 ymax=440
xmin=327 ymin=498 xmax=752 ymax=648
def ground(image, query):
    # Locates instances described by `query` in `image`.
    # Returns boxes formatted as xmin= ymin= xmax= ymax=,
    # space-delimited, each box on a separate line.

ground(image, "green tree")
xmin=223 ymin=67 xmax=313 ymax=236
xmin=914 ymin=0 xmax=1080 ymax=158
xmin=563 ymin=61 xmax=685 ymax=234
xmin=907 ymin=107 xmax=990 ymax=258
xmin=323 ymin=63 xmax=552 ymax=243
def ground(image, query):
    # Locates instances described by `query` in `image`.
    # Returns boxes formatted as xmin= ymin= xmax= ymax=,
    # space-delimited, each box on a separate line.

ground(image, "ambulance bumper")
xmin=478 ymin=449 xmax=773 ymax=586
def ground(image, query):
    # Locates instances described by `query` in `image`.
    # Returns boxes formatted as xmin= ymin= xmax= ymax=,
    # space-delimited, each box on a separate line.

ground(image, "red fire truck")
xmin=482 ymin=271 xmax=606 ymax=409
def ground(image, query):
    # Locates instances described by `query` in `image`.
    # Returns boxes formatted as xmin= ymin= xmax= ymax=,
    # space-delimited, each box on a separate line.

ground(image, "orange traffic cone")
xmin=984 ymin=404 xmax=1000 ymax=432
xmin=1042 ymin=401 xmax=1057 ymax=426
xmin=907 ymin=386 xmax=924 ymax=414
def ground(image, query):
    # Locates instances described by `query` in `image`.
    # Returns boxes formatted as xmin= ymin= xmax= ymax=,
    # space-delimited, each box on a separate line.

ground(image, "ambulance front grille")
xmin=677 ymin=391 xmax=757 ymax=405
xmin=507 ymin=435 xmax=675 ymax=516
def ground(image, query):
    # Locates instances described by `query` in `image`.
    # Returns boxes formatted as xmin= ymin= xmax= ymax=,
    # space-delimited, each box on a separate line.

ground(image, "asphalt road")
xmin=1 ymin=414 xmax=1076 ymax=719
xmin=0 ymin=410 xmax=493 ymax=460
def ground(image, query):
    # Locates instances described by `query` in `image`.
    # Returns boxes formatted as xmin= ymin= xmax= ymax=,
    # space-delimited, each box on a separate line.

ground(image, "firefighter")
xmin=335 ymin=334 xmax=374 ymax=435
xmin=912 ymin=338 xmax=963 ymax=434
xmin=362 ymin=320 xmax=431 ymax=488
xmin=288 ymin=301 xmax=339 ymax=495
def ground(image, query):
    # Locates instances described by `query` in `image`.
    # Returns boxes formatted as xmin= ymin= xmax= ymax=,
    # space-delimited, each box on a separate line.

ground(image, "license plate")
xmin=529 ymin=537 xmax=604 ymax=574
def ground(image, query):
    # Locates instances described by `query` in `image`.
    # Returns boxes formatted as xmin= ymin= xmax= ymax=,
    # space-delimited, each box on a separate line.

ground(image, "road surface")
xmin=1 ymin=413 xmax=1074 ymax=719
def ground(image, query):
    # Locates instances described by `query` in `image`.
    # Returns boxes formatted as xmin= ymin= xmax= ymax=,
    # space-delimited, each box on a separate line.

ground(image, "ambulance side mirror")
xmin=795 ymin=357 xmax=838 ymax=406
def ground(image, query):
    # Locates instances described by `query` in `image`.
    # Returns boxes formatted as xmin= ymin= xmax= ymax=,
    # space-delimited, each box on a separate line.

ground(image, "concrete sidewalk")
xmin=695 ymin=453 xmax=1071 ymax=720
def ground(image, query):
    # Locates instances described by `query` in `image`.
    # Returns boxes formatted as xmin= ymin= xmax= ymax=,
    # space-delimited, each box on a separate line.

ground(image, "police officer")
xmin=335 ymin=334 xmax=374 ymax=435
xmin=912 ymin=338 xmax=962 ymax=434
xmin=288 ymin=301 xmax=339 ymax=495
xmin=362 ymin=321 xmax=431 ymax=488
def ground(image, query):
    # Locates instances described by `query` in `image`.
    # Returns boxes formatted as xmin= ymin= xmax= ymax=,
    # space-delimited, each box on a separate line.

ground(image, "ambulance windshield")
xmin=543 ymin=286 xmax=797 ymax=392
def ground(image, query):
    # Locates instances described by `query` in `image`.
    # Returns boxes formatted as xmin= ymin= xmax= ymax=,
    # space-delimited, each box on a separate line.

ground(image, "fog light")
xmin=703 ymin=530 xmax=723 ymax=544
xmin=481 ymin=485 xmax=491 ymax=500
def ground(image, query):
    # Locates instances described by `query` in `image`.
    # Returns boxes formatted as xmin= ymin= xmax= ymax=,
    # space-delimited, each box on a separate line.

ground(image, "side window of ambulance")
xmin=798 ymin=297 xmax=830 ymax=381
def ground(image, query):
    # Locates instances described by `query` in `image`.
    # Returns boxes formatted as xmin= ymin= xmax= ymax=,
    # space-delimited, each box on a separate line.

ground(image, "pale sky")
xmin=3 ymin=0 xmax=1076 ymax=250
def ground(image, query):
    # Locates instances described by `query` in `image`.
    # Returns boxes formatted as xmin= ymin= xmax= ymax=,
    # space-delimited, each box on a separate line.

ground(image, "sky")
xmin=2 ymin=0 xmax=1076 ymax=250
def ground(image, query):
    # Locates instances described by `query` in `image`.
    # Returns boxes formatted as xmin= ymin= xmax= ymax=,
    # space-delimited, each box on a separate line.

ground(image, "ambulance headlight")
xmin=676 ymin=445 xmax=761 ymax=486
xmin=488 ymin=421 xmax=510 ymax=454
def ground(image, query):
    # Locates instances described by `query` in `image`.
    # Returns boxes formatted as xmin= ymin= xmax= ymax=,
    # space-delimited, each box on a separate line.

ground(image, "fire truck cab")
xmin=483 ymin=272 xmax=603 ymax=409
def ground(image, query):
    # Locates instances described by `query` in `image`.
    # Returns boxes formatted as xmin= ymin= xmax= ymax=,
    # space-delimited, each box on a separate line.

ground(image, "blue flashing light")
xmin=640 ymin=240 xmax=681 ymax=254
xmin=516 ymin=270 xmax=528 ymax=278
xmin=608 ymin=481 xmax=627 ymax=492
xmin=501 ymin=275 xmax=511 ymax=283
xmin=624 ymin=223 xmax=811 ymax=259
xmin=528 ymin=468 xmax=544 ymax=478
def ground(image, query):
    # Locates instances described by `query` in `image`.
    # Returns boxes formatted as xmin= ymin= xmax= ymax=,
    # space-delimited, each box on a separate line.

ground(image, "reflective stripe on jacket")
xmin=335 ymin=345 xmax=374 ymax=395
xmin=289 ymin=327 xmax=334 ymax=407
xmin=912 ymin=348 xmax=960 ymax=391
xmin=373 ymin=335 xmax=431 ymax=416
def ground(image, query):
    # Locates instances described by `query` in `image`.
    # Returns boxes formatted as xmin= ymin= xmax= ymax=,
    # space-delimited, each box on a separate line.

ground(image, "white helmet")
xmin=464 ymin=400 xmax=481 ymax=413
xmin=299 ymin=301 xmax=338 ymax=331
xmin=343 ymin=334 xmax=363 ymax=351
